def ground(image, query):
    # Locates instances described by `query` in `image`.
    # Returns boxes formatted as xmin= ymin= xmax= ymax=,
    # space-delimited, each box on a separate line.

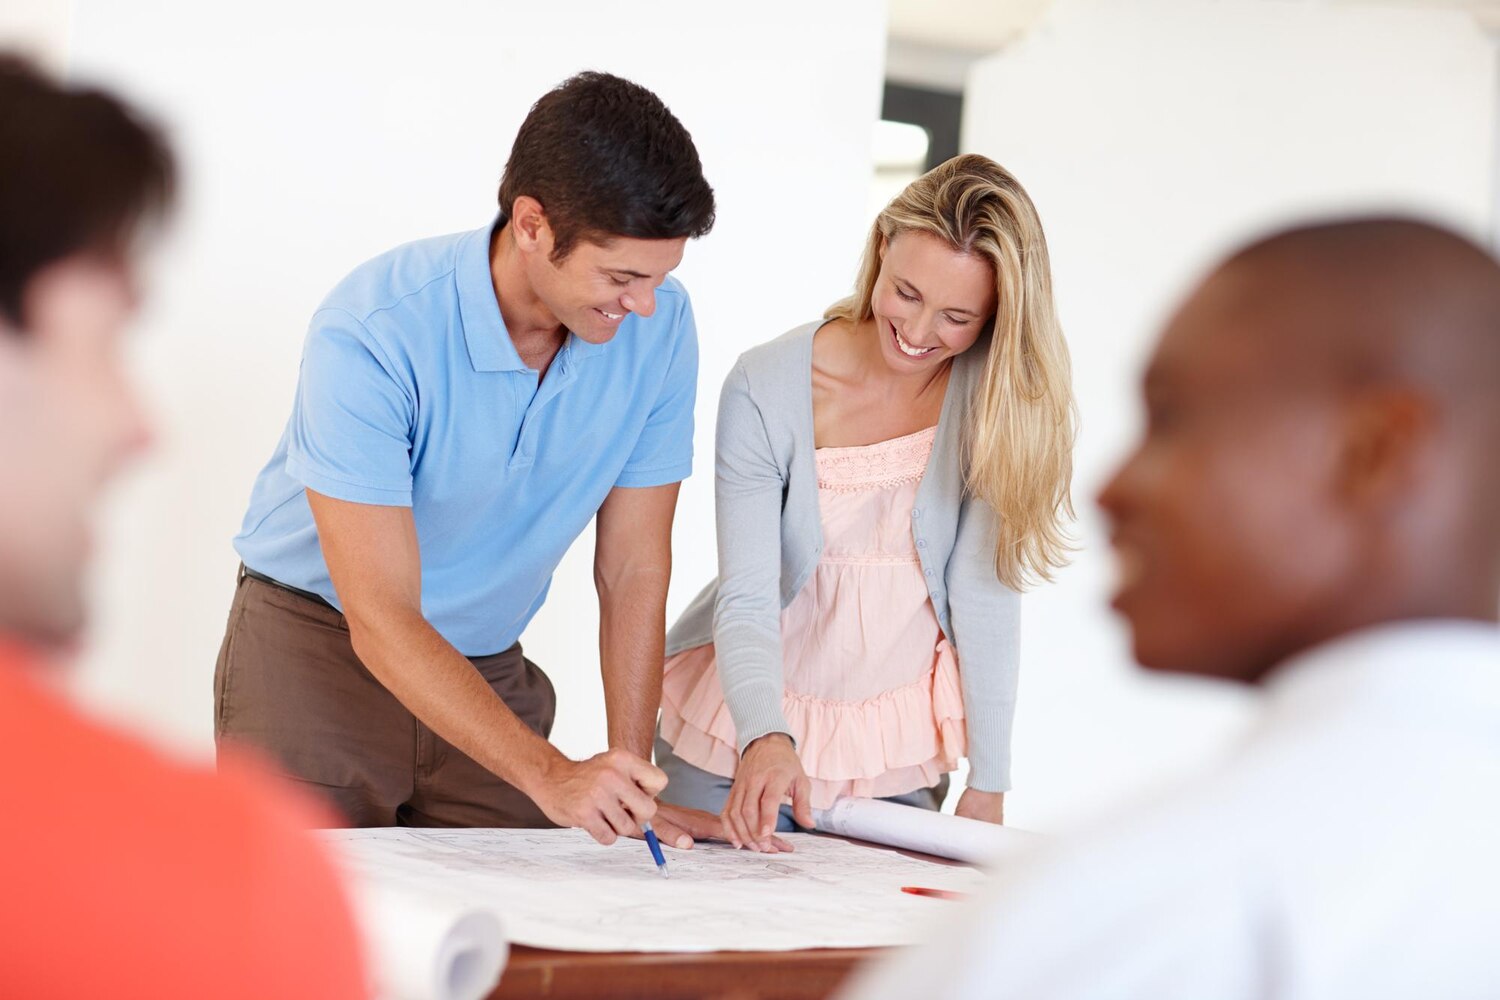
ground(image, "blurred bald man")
xmin=842 ymin=218 xmax=1500 ymax=1000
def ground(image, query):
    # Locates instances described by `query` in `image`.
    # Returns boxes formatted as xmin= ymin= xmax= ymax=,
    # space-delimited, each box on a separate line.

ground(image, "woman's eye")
xmin=895 ymin=287 xmax=917 ymax=302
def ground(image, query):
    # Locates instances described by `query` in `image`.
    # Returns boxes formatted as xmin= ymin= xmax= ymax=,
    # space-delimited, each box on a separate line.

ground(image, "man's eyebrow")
xmin=606 ymin=267 xmax=651 ymax=279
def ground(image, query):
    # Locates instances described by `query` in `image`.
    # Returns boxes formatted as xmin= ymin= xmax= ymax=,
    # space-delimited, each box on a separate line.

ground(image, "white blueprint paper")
xmin=323 ymin=828 xmax=986 ymax=953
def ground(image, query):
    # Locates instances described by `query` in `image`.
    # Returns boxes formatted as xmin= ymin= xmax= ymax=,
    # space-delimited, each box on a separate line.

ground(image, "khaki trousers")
xmin=214 ymin=567 xmax=557 ymax=828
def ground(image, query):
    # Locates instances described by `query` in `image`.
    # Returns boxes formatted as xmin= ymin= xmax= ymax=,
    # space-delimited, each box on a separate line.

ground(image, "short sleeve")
xmin=285 ymin=307 xmax=416 ymax=506
xmin=614 ymin=294 xmax=698 ymax=488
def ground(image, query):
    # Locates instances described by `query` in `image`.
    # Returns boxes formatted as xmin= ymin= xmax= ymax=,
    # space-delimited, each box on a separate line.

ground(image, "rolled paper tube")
xmin=812 ymin=797 xmax=1044 ymax=864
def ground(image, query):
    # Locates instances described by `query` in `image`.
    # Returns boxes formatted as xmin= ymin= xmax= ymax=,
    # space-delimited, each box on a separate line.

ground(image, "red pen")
xmin=901 ymin=885 xmax=967 ymax=901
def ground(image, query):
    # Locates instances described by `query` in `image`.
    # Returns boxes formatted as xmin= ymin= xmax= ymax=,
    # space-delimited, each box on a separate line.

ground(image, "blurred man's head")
xmin=1099 ymin=218 xmax=1500 ymax=683
xmin=0 ymin=57 xmax=172 ymax=647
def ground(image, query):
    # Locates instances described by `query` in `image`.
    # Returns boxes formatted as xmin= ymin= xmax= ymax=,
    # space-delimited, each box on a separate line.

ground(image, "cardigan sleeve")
xmin=946 ymin=493 xmax=1022 ymax=792
xmin=711 ymin=362 xmax=795 ymax=752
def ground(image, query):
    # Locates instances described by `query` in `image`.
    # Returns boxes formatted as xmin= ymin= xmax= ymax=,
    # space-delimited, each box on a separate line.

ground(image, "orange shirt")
xmin=0 ymin=641 xmax=367 ymax=999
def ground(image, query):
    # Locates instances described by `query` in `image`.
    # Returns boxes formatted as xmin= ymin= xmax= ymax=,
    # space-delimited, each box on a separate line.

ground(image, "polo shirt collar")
xmin=458 ymin=217 xmax=614 ymax=372
xmin=458 ymin=218 xmax=528 ymax=373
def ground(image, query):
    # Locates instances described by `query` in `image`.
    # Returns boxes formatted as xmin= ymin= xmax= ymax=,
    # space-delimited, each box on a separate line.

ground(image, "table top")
xmin=491 ymin=943 xmax=873 ymax=1000
xmin=486 ymin=835 xmax=958 ymax=1000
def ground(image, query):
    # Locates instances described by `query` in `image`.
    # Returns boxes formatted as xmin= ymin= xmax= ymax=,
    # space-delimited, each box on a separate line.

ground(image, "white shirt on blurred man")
xmin=841 ymin=621 xmax=1500 ymax=1000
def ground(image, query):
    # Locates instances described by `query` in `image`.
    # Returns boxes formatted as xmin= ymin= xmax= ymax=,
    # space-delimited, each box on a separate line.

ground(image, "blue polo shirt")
xmin=233 ymin=220 xmax=697 ymax=655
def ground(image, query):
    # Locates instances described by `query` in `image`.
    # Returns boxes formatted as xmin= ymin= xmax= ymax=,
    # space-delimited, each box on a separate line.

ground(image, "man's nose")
xmin=620 ymin=285 xmax=656 ymax=318
xmin=1096 ymin=448 xmax=1144 ymax=523
xmin=116 ymin=392 xmax=155 ymax=467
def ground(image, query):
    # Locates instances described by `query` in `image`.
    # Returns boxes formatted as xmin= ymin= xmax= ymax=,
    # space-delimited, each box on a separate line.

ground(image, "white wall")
xmin=60 ymin=1 xmax=887 ymax=758
xmin=963 ymin=0 xmax=1496 ymax=830
xmin=0 ymin=0 xmax=69 ymax=71
xmin=21 ymin=1 xmax=1494 ymax=832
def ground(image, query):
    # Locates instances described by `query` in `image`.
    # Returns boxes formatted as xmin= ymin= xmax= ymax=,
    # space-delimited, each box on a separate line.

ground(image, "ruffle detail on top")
xmin=659 ymin=422 xmax=965 ymax=812
xmin=815 ymin=425 xmax=937 ymax=494
xmin=660 ymin=639 xmax=967 ymax=811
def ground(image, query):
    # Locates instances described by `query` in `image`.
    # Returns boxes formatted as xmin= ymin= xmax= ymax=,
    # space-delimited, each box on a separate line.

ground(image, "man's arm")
xmin=595 ymin=482 xmax=678 ymax=759
xmin=307 ymin=489 xmax=665 ymax=844
xmin=594 ymin=482 xmax=729 ymax=850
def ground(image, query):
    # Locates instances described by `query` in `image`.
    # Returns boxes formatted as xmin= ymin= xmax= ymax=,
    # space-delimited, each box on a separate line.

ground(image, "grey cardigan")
xmin=665 ymin=320 xmax=1021 ymax=792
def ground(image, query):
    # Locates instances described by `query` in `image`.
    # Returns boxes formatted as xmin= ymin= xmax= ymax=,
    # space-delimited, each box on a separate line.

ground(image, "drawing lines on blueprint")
xmin=323 ymin=827 xmax=988 ymax=952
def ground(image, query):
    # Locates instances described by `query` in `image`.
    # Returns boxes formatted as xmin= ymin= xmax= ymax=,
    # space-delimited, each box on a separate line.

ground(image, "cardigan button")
xmin=917 ymin=540 xmax=927 ymax=548
xmin=911 ymin=509 xmax=921 ymax=519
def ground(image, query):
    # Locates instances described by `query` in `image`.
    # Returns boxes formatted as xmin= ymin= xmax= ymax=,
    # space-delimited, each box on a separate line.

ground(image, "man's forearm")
xmin=347 ymin=602 xmax=565 ymax=796
xmin=597 ymin=570 xmax=669 ymax=761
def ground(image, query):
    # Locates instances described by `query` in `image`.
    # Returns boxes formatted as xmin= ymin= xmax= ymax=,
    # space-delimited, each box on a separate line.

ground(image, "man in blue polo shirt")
xmin=216 ymin=72 xmax=719 ymax=849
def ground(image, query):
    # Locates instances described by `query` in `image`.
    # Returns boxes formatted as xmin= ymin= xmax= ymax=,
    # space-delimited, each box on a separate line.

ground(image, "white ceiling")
xmin=887 ymin=0 xmax=1053 ymax=53
xmin=886 ymin=0 xmax=1500 ymax=52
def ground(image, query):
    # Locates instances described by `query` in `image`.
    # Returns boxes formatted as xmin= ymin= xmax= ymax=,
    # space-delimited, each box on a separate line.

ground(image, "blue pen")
xmin=642 ymin=822 xmax=671 ymax=878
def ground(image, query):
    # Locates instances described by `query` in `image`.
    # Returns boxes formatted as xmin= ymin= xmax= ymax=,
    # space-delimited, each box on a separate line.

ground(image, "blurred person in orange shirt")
xmin=0 ymin=56 xmax=366 ymax=999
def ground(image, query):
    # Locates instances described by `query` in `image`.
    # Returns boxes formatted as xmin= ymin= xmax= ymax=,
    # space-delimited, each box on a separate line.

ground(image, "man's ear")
xmin=1337 ymin=386 xmax=1436 ymax=506
xmin=0 ymin=320 xmax=34 ymax=414
xmin=509 ymin=195 xmax=553 ymax=256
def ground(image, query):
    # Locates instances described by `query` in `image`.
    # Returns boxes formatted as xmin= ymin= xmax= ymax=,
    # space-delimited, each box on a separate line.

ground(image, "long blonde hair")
xmin=827 ymin=153 xmax=1076 ymax=590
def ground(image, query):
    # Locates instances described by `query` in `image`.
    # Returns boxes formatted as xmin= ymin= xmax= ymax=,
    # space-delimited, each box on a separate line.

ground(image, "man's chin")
xmin=573 ymin=320 xmax=620 ymax=345
xmin=1129 ymin=625 xmax=1253 ymax=682
xmin=0 ymin=584 xmax=88 ymax=653
xmin=1114 ymin=592 xmax=1214 ymax=676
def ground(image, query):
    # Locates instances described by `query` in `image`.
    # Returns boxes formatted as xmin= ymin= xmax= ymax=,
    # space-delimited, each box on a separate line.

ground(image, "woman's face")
xmin=869 ymin=229 xmax=996 ymax=375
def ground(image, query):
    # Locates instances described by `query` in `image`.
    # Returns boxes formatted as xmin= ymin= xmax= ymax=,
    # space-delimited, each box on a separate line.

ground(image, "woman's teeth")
xmin=894 ymin=327 xmax=937 ymax=357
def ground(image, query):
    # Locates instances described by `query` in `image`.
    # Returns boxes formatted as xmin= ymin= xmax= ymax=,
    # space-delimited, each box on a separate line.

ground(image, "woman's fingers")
xmin=757 ymin=780 xmax=783 ymax=843
xmin=790 ymin=774 xmax=815 ymax=830
xmin=723 ymin=778 xmax=754 ymax=849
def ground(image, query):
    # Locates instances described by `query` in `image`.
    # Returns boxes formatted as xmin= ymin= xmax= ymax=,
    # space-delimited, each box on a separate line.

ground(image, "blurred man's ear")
xmin=1337 ymin=387 xmax=1436 ymax=506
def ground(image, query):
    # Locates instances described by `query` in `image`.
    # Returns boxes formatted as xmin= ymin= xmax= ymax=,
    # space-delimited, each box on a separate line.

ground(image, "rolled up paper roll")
xmin=812 ymin=797 xmax=1043 ymax=863
xmin=354 ymin=881 xmax=508 ymax=1000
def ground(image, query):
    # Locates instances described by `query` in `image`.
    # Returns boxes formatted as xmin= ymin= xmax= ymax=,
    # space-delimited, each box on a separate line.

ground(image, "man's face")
xmin=1097 ymin=268 xmax=1360 ymax=682
xmin=0 ymin=254 xmax=151 ymax=645
xmin=525 ymin=230 xmax=687 ymax=344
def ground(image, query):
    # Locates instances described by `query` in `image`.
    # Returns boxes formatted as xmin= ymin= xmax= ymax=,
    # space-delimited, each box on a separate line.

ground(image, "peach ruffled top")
xmin=660 ymin=425 xmax=966 ymax=810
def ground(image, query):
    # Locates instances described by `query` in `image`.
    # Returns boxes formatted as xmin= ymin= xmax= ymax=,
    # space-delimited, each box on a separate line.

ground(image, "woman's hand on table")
xmin=723 ymin=733 xmax=814 ymax=852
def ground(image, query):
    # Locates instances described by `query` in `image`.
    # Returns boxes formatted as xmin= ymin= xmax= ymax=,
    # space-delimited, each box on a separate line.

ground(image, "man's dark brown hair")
xmin=0 ymin=55 xmax=174 ymax=328
xmin=497 ymin=71 xmax=715 ymax=261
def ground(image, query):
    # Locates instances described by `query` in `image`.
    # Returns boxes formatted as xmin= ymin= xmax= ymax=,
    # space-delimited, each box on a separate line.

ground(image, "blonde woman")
xmin=658 ymin=154 xmax=1075 ymax=851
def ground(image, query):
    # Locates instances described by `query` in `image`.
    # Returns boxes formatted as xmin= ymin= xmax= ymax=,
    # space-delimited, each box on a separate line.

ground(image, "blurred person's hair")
xmin=497 ymin=71 xmax=715 ymax=261
xmin=827 ymin=153 xmax=1077 ymax=590
xmin=0 ymin=55 xmax=175 ymax=328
